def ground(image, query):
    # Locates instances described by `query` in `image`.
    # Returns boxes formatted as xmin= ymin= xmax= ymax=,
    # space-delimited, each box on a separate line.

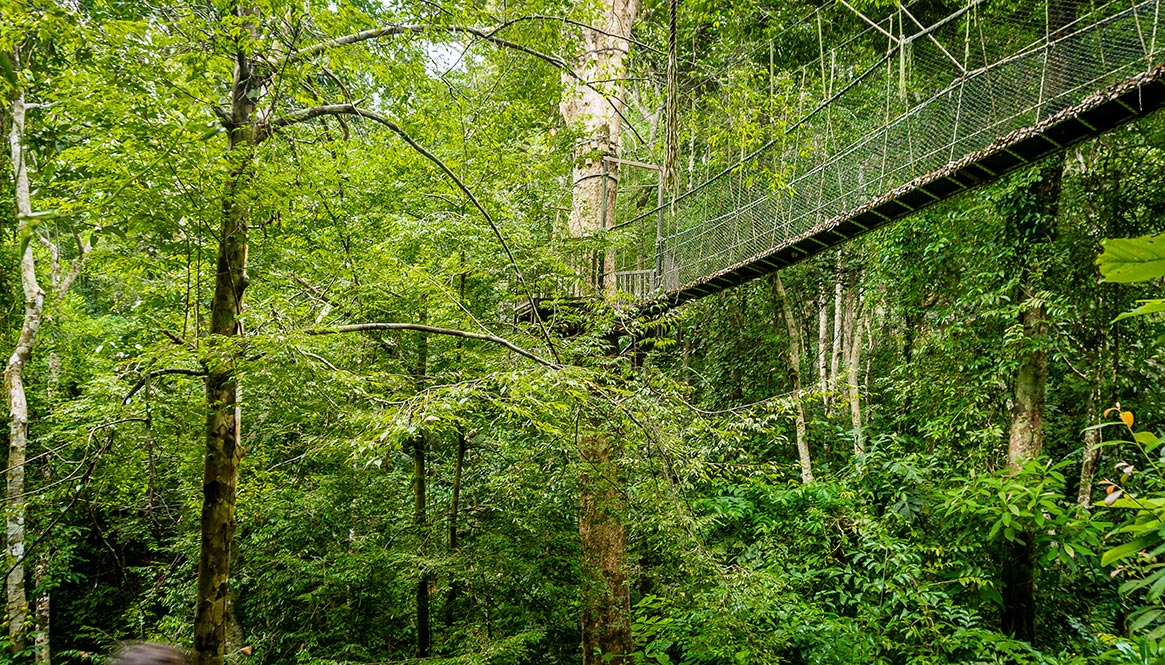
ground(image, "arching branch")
xmin=307 ymin=322 xmax=558 ymax=368
xmin=270 ymin=103 xmax=562 ymax=364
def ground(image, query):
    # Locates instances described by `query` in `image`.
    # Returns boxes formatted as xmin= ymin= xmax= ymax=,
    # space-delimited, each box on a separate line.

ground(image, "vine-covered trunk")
xmin=195 ymin=16 xmax=257 ymax=663
xmin=6 ymin=71 xmax=44 ymax=658
xmin=1001 ymin=157 xmax=1064 ymax=643
xmin=33 ymin=554 xmax=48 ymax=665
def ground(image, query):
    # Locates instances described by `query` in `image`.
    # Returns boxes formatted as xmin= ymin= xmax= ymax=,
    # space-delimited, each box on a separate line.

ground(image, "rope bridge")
xmin=595 ymin=0 xmax=1165 ymax=309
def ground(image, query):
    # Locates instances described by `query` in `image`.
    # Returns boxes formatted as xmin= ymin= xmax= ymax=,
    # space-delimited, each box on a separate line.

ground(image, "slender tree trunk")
xmin=6 ymin=67 xmax=43 ymax=658
xmin=578 ymin=429 xmax=631 ymax=665
xmin=847 ymin=290 xmax=863 ymax=455
xmin=1077 ymin=381 xmax=1102 ymax=508
xmin=413 ymin=432 xmax=430 ymax=657
xmin=33 ymin=554 xmax=48 ymax=665
xmin=772 ymin=275 xmax=813 ymax=483
xmin=444 ymin=432 xmax=466 ymax=628
xmin=413 ymin=306 xmax=431 ymax=658
xmin=817 ymin=289 xmax=829 ymax=409
xmin=195 ymin=12 xmax=258 ymax=663
xmin=830 ymin=261 xmax=844 ymax=396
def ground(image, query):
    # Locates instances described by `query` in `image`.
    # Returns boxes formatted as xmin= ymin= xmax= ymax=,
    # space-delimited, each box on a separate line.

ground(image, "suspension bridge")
xmin=583 ymin=0 xmax=1165 ymax=310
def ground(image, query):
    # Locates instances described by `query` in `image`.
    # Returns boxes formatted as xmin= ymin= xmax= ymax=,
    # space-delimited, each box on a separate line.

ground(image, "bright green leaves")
xmin=1099 ymin=235 xmax=1165 ymax=283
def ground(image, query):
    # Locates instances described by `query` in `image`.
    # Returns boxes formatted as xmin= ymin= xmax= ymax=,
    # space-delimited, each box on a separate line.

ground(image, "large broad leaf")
xmin=1102 ymin=534 xmax=1158 ymax=566
xmin=1099 ymin=236 xmax=1165 ymax=283
xmin=1115 ymin=299 xmax=1165 ymax=322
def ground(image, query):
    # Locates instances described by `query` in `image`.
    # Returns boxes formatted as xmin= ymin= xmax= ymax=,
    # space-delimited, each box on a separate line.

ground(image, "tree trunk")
xmin=444 ymin=432 xmax=466 ymax=628
xmin=830 ymin=261 xmax=844 ymax=398
xmin=562 ymin=0 xmax=638 ymax=661
xmin=560 ymin=0 xmax=639 ymax=292
xmin=1001 ymin=157 xmax=1064 ymax=644
xmin=817 ymin=288 xmax=829 ymax=409
xmin=413 ymin=432 xmax=431 ymax=657
xmin=194 ymin=12 xmax=258 ymax=663
xmin=6 ymin=69 xmax=44 ymax=658
xmin=579 ymin=430 xmax=631 ymax=665
xmin=772 ymin=275 xmax=813 ymax=483
xmin=847 ymin=289 xmax=863 ymax=455
xmin=1077 ymin=382 xmax=1102 ymax=508
xmin=33 ymin=554 xmax=48 ymax=665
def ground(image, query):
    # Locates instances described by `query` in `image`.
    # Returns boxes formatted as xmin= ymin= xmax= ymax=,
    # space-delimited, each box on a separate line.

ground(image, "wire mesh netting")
xmin=604 ymin=0 xmax=1164 ymax=300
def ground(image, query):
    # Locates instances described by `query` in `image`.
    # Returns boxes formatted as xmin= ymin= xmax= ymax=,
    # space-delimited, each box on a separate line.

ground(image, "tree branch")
xmin=123 ymin=368 xmax=207 ymax=405
xmin=307 ymin=323 xmax=557 ymax=368
xmin=281 ymin=22 xmax=646 ymax=146
xmin=270 ymin=103 xmax=561 ymax=363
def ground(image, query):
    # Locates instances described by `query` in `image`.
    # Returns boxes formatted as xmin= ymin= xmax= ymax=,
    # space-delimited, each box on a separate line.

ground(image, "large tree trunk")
xmin=998 ymin=0 xmax=1074 ymax=628
xmin=1000 ymin=157 xmax=1063 ymax=643
xmin=579 ymin=430 xmax=631 ymax=665
xmin=772 ymin=275 xmax=813 ymax=483
xmin=6 ymin=68 xmax=43 ymax=658
xmin=560 ymin=0 xmax=639 ymax=291
xmin=561 ymin=0 xmax=638 ymax=661
xmin=194 ymin=14 xmax=258 ymax=663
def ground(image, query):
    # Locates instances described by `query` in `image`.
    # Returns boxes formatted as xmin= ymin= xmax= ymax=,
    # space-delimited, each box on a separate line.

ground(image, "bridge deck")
xmin=648 ymin=65 xmax=1165 ymax=310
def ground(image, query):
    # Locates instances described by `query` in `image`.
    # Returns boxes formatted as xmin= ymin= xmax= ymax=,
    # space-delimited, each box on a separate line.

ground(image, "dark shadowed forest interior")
xmin=7 ymin=0 xmax=1165 ymax=663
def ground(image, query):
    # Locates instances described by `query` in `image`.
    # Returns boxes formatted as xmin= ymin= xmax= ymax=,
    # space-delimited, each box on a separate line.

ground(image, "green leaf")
xmin=1116 ymin=300 xmax=1165 ymax=322
xmin=0 ymin=53 xmax=15 ymax=88
xmin=1098 ymin=235 xmax=1165 ymax=283
xmin=1103 ymin=535 xmax=1157 ymax=566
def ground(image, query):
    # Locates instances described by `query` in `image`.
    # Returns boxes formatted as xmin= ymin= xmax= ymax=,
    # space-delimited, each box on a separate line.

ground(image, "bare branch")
xmin=290 ymin=24 xmax=422 ymax=62
xmin=281 ymin=22 xmax=645 ymax=146
xmin=56 ymin=232 xmax=92 ymax=299
xmin=307 ymin=322 xmax=557 ymax=368
xmin=123 ymin=368 xmax=207 ymax=405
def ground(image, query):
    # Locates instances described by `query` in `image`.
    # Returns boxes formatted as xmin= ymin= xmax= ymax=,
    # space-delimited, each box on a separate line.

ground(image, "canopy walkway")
xmin=598 ymin=0 xmax=1165 ymax=310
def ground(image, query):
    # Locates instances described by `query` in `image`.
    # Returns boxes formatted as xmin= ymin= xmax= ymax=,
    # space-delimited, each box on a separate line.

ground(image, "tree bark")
xmin=561 ymin=0 xmax=637 ymax=661
xmin=1077 ymin=382 xmax=1102 ymax=508
xmin=33 ymin=554 xmax=48 ymax=665
xmin=579 ymin=429 xmax=631 ymax=665
xmin=817 ymin=288 xmax=829 ymax=409
xmin=847 ymin=289 xmax=863 ymax=455
xmin=772 ymin=275 xmax=813 ymax=483
xmin=830 ymin=257 xmax=844 ymax=397
xmin=560 ymin=0 xmax=639 ymax=292
xmin=1001 ymin=157 xmax=1063 ymax=644
xmin=194 ymin=10 xmax=259 ymax=663
xmin=413 ymin=432 xmax=431 ymax=657
xmin=6 ymin=65 xmax=43 ymax=658
xmin=444 ymin=432 xmax=466 ymax=628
